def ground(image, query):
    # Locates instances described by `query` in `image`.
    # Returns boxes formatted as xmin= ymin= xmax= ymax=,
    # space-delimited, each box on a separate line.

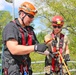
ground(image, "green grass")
xmin=30 ymin=52 xmax=76 ymax=75
xmin=30 ymin=52 xmax=45 ymax=61
xmin=30 ymin=52 xmax=45 ymax=73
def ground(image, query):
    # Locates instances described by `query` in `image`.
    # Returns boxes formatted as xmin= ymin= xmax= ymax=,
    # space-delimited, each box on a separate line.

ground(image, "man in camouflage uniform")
xmin=44 ymin=15 xmax=70 ymax=75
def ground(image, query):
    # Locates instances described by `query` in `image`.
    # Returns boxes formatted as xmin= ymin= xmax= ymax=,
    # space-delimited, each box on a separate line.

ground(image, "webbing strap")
xmin=12 ymin=20 xmax=33 ymax=46
xmin=12 ymin=20 xmax=26 ymax=45
xmin=51 ymin=47 xmax=56 ymax=71
xmin=28 ymin=34 xmax=32 ymax=45
xmin=19 ymin=28 xmax=26 ymax=45
xmin=26 ymin=27 xmax=33 ymax=45
xmin=20 ymin=64 xmax=23 ymax=74
xmin=51 ymin=33 xmax=64 ymax=72
xmin=12 ymin=20 xmax=33 ymax=74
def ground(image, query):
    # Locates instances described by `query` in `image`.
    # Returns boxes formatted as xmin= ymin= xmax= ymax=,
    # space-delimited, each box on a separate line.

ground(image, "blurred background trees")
xmin=34 ymin=0 xmax=76 ymax=60
xmin=0 ymin=11 xmax=12 ymax=51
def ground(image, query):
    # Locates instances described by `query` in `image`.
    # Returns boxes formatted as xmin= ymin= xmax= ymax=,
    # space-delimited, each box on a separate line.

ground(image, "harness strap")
xmin=26 ymin=27 xmax=32 ymax=45
xmin=12 ymin=20 xmax=26 ymax=45
xmin=4 ymin=68 xmax=8 ymax=75
xmin=20 ymin=64 xmax=23 ymax=74
xmin=19 ymin=28 xmax=26 ymax=45
xmin=59 ymin=33 xmax=64 ymax=65
xmin=12 ymin=20 xmax=33 ymax=74
xmin=51 ymin=33 xmax=64 ymax=72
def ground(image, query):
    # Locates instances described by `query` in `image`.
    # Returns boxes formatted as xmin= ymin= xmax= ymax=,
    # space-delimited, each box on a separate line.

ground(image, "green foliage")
xmin=30 ymin=51 xmax=45 ymax=73
xmin=36 ymin=32 xmax=47 ymax=43
xmin=0 ymin=11 xmax=12 ymax=26
xmin=0 ymin=11 xmax=12 ymax=51
xmin=35 ymin=0 xmax=76 ymax=56
xmin=68 ymin=34 xmax=76 ymax=60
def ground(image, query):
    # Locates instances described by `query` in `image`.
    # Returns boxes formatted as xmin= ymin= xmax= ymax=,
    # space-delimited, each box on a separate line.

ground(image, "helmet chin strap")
xmin=19 ymin=14 xmax=27 ymax=26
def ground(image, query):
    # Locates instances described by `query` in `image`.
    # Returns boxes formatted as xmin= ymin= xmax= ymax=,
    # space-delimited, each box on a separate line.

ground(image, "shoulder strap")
xmin=60 ymin=33 xmax=64 ymax=39
xmin=59 ymin=33 xmax=64 ymax=48
xmin=12 ymin=20 xmax=26 ymax=45
xmin=51 ymin=33 xmax=64 ymax=71
xmin=25 ymin=26 xmax=33 ymax=45
xmin=51 ymin=33 xmax=64 ymax=51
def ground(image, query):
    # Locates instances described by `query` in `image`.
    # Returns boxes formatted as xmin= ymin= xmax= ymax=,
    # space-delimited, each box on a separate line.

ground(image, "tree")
xmin=33 ymin=0 xmax=76 ymax=60
xmin=34 ymin=0 xmax=76 ymax=35
xmin=36 ymin=32 xmax=47 ymax=43
xmin=0 ymin=11 xmax=12 ymax=51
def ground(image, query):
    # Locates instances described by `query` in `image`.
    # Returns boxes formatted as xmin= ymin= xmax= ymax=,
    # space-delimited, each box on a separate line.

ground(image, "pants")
xmin=45 ymin=56 xmax=51 ymax=75
xmin=2 ymin=55 xmax=32 ymax=75
xmin=45 ymin=56 xmax=68 ymax=75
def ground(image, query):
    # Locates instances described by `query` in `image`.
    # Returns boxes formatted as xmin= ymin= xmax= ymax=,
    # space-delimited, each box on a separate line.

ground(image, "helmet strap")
xmin=22 ymin=15 xmax=26 ymax=25
xmin=20 ymin=14 xmax=27 ymax=26
xmin=19 ymin=11 xmax=27 ymax=26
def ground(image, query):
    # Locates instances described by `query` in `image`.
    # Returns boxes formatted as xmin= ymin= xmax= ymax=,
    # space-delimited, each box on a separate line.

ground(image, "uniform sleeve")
xmin=2 ymin=22 xmax=18 ymax=43
xmin=44 ymin=34 xmax=52 ymax=51
xmin=44 ymin=34 xmax=52 ymax=43
xmin=64 ymin=35 xmax=70 ymax=45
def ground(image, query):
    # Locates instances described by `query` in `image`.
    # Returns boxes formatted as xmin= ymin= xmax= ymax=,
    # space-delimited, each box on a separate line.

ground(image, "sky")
xmin=0 ymin=0 xmax=35 ymax=17
xmin=0 ymin=0 xmax=34 ymax=9
xmin=0 ymin=0 xmax=47 ymax=34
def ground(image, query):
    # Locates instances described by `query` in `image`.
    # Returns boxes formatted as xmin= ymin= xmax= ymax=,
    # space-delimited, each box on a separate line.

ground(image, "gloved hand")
xmin=64 ymin=54 xmax=70 ymax=61
xmin=34 ymin=43 xmax=48 ymax=52
xmin=49 ymin=51 xmax=54 ymax=58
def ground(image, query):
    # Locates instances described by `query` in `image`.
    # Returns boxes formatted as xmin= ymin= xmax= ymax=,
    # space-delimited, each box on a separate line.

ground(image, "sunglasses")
xmin=53 ymin=26 xmax=62 ymax=28
xmin=26 ymin=13 xmax=34 ymax=18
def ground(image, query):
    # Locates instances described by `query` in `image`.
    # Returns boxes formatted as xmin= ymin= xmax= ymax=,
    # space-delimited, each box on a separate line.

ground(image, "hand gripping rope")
xmin=58 ymin=51 xmax=71 ymax=75
xmin=45 ymin=37 xmax=71 ymax=75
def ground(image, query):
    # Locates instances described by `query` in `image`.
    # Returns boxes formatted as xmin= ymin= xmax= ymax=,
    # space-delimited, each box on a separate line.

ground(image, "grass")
xmin=30 ymin=52 xmax=76 ymax=75
xmin=30 ymin=52 xmax=45 ymax=73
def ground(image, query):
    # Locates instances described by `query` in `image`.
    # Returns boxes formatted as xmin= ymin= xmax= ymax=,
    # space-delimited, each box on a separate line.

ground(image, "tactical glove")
xmin=49 ymin=51 xmax=54 ymax=58
xmin=34 ymin=43 xmax=48 ymax=52
xmin=64 ymin=54 xmax=70 ymax=61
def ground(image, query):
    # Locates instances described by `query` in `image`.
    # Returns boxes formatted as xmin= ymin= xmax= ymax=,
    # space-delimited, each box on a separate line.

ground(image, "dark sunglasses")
xmin=26 ymin=13 xmax=34 ymax=18
xmin=53 ymin=26 xmax=62 ymax=28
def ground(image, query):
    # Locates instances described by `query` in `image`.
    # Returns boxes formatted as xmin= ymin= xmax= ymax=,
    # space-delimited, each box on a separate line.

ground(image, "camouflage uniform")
xmin=44 ymin=33 xmax=69 ymax=75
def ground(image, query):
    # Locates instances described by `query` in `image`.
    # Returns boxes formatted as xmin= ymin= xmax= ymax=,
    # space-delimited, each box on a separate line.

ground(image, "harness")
xmin=51 ymin=33 xmax=64 ymax=72
xmin=12 ymin=20 xmax=33 ymax=75
xmin=3 ymin=20 xmax=34 ymax=75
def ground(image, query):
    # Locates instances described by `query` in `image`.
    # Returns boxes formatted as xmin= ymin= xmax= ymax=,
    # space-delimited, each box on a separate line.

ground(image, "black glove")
xmin=34 ymin=43 xmax=48 ymax=52
xmin=49 ymin=51 xmax=54 ymax=58
xmin=64 ymin=54 xmax=70 ymax=61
